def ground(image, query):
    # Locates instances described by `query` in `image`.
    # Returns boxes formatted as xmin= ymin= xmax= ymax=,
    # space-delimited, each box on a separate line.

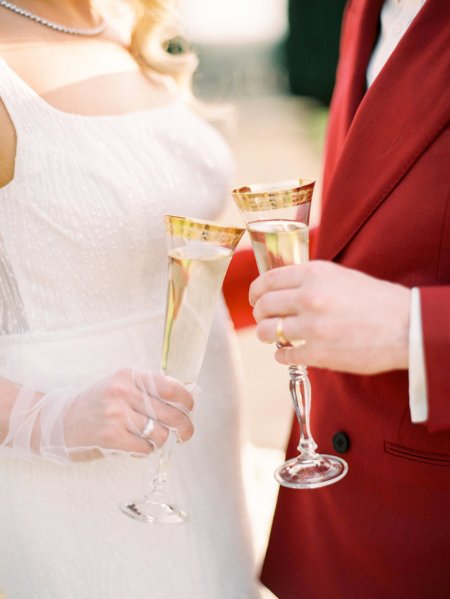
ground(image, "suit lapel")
xmin=316 ymin=0 xmax=450 ymax=261
xmin=321 ymin=0 xmax=384 ymax=197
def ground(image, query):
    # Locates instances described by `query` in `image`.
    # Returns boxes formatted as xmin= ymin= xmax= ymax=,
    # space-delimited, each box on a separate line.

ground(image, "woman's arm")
xmin=0 ymin=369 xmax=194 ymax=462
xmin=0 ymin=97 xmax=16 ymax=189
xmin=0 ymin=377 xmax=37 ymax=443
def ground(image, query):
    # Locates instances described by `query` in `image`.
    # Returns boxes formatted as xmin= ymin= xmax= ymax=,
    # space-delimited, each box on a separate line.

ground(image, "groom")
xmin=232 ymin=1 xmax=450 ymax=598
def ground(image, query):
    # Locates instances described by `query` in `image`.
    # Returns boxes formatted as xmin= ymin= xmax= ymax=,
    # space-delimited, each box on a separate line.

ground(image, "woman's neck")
xmin=11 ymin=0 xmax=101 ymax=28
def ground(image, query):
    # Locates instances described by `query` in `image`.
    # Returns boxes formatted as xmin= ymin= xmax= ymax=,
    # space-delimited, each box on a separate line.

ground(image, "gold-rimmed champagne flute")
xmin=233 ymin=179 xmax=348 ymax=489
xmin=120 ymin=215 xmax=245 ymax=523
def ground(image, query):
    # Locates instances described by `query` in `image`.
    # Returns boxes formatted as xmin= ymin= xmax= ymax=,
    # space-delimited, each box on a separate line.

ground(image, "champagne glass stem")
xmin=289 ymin=365 xmax=319 ymax=460
xmin=147 ymin=433 xmax=175 ymax=502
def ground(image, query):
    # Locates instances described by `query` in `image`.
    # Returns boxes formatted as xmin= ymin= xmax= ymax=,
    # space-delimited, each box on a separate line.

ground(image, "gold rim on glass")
xmin=165 ymin=215 xmax=245 ymax=250
xmin=232 ymin=178 xmax=315 ymax=212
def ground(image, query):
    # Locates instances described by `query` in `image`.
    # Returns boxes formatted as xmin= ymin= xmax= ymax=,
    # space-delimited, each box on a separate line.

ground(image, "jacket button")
xmin=332 ymin=431 xmax=350 ymax=454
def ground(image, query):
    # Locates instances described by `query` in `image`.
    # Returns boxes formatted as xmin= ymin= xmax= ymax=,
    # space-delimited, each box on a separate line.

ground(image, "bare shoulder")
xmin=0 ymin=7 xmax=25 ymax=186
xmin=0 ymin=95 xmax=16 ymax=190
xmin=0 ymin=12 xmax=37 ymax=188
xmin=0 ymin=44 xmax=17 ymax=189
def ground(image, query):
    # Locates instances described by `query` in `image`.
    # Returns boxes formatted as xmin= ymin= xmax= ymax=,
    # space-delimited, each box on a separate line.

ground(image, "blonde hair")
xmin=127 ymin=0 xmax=198 ymax=89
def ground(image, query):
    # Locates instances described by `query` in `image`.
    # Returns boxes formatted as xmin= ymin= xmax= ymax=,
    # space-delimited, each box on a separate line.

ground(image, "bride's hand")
xmin=63 ymin=368 xmax=194 ymax=460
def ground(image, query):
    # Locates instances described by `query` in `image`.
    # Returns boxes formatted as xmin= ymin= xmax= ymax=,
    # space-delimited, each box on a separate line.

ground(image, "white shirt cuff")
xmin=408 ymin=288 xmax=428 ymax=422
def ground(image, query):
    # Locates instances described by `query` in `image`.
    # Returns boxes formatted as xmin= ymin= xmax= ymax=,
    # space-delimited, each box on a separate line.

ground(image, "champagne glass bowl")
xmin=120 ymin=215 xmax=245 ymax=523
xmin=233 ymin=179 xmax=348 ymax=489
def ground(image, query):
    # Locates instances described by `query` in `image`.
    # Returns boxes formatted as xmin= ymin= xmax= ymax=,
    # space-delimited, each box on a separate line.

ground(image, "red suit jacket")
xmin=227 ymin=1 xmax=450 ymax=598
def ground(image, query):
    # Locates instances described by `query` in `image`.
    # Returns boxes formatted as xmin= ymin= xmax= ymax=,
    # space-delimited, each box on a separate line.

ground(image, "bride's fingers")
xmin=133 ymin=370 xmax=194 ymax=412
xmin=130 ymin=371 xmax=194 ymax=421
xmin=127 ymin=408 xmax=193 ymax=444
xmin=125 ymin=411 xmax=170 ymax=448
xmin=151 ymin=400 xmax=194 ymax=438
xmin=118 ymin=431 xmax=156 ymax=455
xmin=103 ymin=370 xmax=194 ymax=443
xmin=126 ymin=373 xmax=194 ymax=433
xmin=150 ymin=373 xmax=194 ymax=411
xmin=127 ymin=388 xmax=194 ymax=437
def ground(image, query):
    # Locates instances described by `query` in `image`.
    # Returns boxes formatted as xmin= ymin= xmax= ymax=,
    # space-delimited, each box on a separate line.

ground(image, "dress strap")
xmin=0 ymin=57 xmax=49 ymax=134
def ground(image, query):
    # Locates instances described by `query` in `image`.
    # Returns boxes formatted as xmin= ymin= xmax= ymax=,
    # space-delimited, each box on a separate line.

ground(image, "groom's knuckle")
xmin=307 ymin=260 xmax=326 ymax=279
xmin=302 ymin=289 xmax=324 ymax=311
xmin=264 ymin=269 xmax=279 ymax=288
xmin=259 ymin=294 xmax=273 ymax=314
xmin=310 ymin=319 xmax=328 ymax=340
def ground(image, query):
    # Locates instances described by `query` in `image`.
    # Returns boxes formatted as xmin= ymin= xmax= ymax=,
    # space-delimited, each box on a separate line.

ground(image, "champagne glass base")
xmin=275 ymin=454 xmax=348 ymax=489
xmin=119 ymin=499 xmax=189 ymax=524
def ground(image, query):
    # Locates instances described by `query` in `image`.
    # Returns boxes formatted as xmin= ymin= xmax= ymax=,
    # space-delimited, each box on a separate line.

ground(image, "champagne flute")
xmin=120 ymin=215 xmax=245 ymax=523
xmin=233 ymin=179 xmax=348 ymax=489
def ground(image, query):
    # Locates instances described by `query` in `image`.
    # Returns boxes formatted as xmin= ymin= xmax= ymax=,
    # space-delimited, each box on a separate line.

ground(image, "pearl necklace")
xmin=0 ymin=0 xmax=107 ymax=36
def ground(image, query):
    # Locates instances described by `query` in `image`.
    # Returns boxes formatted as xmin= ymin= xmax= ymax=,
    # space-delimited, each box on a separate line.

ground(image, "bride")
xmin=0 ymin=1 xmax=259 ymax=597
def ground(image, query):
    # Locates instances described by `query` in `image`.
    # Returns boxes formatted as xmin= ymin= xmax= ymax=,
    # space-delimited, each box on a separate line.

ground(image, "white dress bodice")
xmin=0 ymin=58 xmax=259 ymax=599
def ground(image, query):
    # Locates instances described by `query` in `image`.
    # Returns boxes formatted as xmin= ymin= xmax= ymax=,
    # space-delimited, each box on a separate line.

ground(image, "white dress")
xmin=0 ymin=58 xmax=259 ymax=599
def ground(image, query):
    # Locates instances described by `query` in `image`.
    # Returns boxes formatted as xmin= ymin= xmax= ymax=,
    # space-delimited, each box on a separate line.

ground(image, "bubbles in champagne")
xmin=161 ymin=245 xmax=232 ymax=386
xmin=247 ymin=219 xmax=309 ymax=273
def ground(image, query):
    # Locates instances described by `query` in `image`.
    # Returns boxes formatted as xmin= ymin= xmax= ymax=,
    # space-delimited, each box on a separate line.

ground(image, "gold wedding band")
xmin=275 ymin=318 xmax=307 ymax=348
xmin=275 ymin=318 xmax=291 ymax=347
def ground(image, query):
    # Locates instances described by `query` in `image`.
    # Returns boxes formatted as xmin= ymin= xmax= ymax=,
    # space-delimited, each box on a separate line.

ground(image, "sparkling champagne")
xmin=161 ymin=245 xmax=232 ymax=386
xmin=247 ymin=219 xmax=309 ymax=273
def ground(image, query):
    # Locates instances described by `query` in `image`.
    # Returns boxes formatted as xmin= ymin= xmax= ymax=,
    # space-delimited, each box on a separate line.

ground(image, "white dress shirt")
xmin=366 ymin=0 xmax=428 ymax=422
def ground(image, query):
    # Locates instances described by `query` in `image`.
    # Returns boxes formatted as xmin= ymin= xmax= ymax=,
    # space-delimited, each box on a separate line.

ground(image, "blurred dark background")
xmin=184 ymin=0 xmax=346 ymax=105
xmin=285 ymin=0 xmax=347 ymax=105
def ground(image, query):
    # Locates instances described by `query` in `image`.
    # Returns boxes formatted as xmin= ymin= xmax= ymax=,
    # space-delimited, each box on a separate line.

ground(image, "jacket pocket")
xmin=384 ymin=441 xmax=450 ymax=467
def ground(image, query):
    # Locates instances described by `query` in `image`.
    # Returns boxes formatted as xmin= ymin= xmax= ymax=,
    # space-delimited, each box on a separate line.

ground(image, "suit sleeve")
xmin=420 ymin=286 xmax=450 ymax=432
xmin=222 ymin=248 xmax=258 ymax=330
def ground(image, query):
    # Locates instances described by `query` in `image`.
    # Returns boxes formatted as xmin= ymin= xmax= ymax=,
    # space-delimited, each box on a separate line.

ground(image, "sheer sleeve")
xmin=0 ymin=369 xmax=191 ymax=464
